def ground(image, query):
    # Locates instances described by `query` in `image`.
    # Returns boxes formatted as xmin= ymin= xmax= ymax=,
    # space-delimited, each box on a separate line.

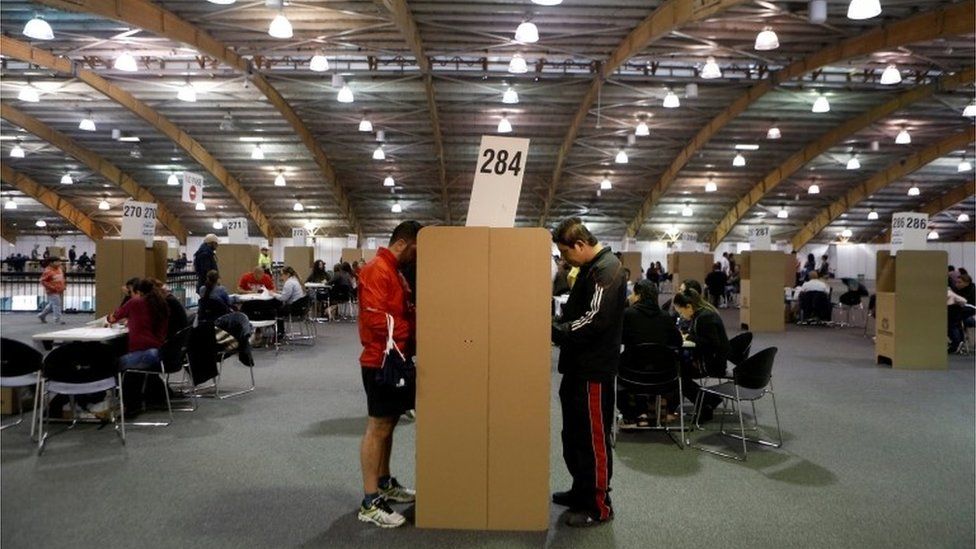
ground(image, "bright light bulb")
xmin=705 ymin=178 xmax=717 ymax=192
xmin=767 ymin=126 xmax=782 ymax=139
xmin=18 ymin=85 xmax=39 ymax=103
xmin=681 ymin=204 xmax=693 ymax=217
xmin=114 ymin=52 xmax=138 ymax=72
xmin=846 ymin=156 xmax=861 ymax=170
xmin=754 ymin=27 xmax=779 ymax=51
xmin=337 ymin=84 xmax=354 ymax=103
xmin=615 ymin=149 xmax=628 ymax=164
xmin=309 ymin=54 xmax=329 ymax=72
xmin=269 ymin=13 xmax=293 ymax=39
xmin=359 ymin=117 xmax=373 ymax=132
xmin=867 ymin=211 xmax=879 ymax=220
xmin=373 ymin=146 xmax=385 ymax=160
xmin=635 ymin=121 xmax=650 ymax=137
xmin=384 ymin=176 xmax=395 ymax=187
xmin=927 ymin=230 xmax=939 ymax=240
xmin=35 ymin=220 xmax=47 ymax=228
xmin=502 ymin=87 xmax=519 ymax=104
xmin=907 ymin=185 xmax=920 ymax=196
xmin=167 ymin=173 xmax=179 ymax=186
xmin=60 ymin=173 xmax=73 ymax=185
xmin=701 ymin=57 xmax=722 ymax=79
xmin=957 ymin=213 xmax=970 ymax=223
xmin=213 ymin=220 xmax=224 ymax=230
xmin=10 ymin=144 xmax=25 ymax=158
xmin=958 ymin=160 xmax=972 ymax=173
xmin=662 ymin=90 xmax=680 ymax=109
xmin=274 ymin=171 xmax=286 ymax=186
xmin=733 ymin=153 xmax=746 ymax=167
xmin=391 ymin=202 xmax=403 ymax=213
xmin=23 ymin=16 xmax=54 ymax=40
xmin=508 ymin=54 xmax=528 ymax=74
xmin=777 ymin=208 xmax=789 ymax=219
xmin=895 ymin=129 xmax=911 ymax=144
xmin=196 ymin=202 xmax=206 ymax=211
xmin=515 ymin=22 xmax=539 ymax=43
xmin=4 ymin=199 xmax=17 ymax=210
xmin=497 ymin=116 xmax=513 ymax=134
xmin=879 ymin=64 xmax=902 ymax=85
xmin=98 ymin=200 xmax=110 ymax=211
xmin=841 ymin=228 xmax=853 ymax=238
xmin=964 ymin=104 xmax=976 ymax=117
xmin=251 ymin=144 xmax=265 ymax=159
xmin=207 ymin=0 xmax=236 ymax=4
xmin=600 ymin=177 xmax=612 ymax=190
xmin=531 ymin=0 xmax=563 ymax=4
xmin=812 ymin=95 xmax=830 ymax=113
xmin=808 ymin=184 xmax=821 ymax=194
xmin=177 ymin=83 xmax=197 ymax=102
xmin=79 ymin=114 xmax=96 ymax=132
xmin=293 ymin=201 xmax=304 ymax=212
xmin=847 ymin=0 xmax=882 ymax=20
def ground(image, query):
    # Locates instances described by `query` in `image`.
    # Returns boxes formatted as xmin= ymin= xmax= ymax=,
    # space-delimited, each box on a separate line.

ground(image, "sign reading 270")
xmin=479 ymin=148 xmax=523 ymax=176
xmin=122 ymin=203 xmax=156 ymax=219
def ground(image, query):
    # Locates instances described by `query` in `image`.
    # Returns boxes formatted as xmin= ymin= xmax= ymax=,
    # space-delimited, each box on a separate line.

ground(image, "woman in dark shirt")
xmin=109 ymin=279 xmax=169 ymax=370
xmin=197 ymin=270 xmax=233 ymax=323
xmin=307 ymin=260 xmax=329 ymax=284
xmin=673 ymin=288 xmax=730 ymax=422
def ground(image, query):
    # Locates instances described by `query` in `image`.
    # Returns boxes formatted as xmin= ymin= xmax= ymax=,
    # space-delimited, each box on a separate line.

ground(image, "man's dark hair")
xmin=681 ymin=278 xmax=702 ymax=295
xmin=552 ymin=217 xmax=598 ymax=247
xmin=948 ymin=265 xmax=955 ymax=271
xmin=390 ymin=220 xmax=423 ymax=246
xmin=634 ymin=279 xmax=659 ymax=304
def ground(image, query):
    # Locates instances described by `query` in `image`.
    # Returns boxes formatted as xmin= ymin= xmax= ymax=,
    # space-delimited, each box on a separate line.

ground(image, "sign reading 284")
xmin=479 ymin=148 xmax=523 ymax=176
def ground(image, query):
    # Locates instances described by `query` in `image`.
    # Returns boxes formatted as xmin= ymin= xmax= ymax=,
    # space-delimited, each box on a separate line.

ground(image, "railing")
xmin=0 ymin=270 xmax=200 ymax=314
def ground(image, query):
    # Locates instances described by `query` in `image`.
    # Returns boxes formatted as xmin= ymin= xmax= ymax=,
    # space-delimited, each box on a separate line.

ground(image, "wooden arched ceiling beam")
xmin=1 ymin=165 xmax=107 ymax=241
xmin=708 ymin=67 xmax=975 ymax=248
xmin=625 ymin=1 xmax=975 ymax=238
xmin=1 ymin=219 xmax=18 ymax=244
xmin=791 ymin=128 xmax=975 ymax=250
xmin=0 ymin=104 xmax=187 ymax=243
xmin=869 ymin=179 xmax=975 ymax=244
xmin=35 ymin=0 xmax=364 ymax=239
xmin=538 ymin=0 xmax=748 ymax=226
xmin=374 ymin=0 xmax=451 ymax=225
xmin=0 ymin=36 xmax=274 ymax=241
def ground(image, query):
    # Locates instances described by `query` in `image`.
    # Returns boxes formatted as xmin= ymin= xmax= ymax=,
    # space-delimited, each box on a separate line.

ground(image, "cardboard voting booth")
xmin=219 ymin=244 xmax=261 ymax=290
xmin=416 ymin=227 xmax=550 ymax=531
xmin=875 ymin=250 xmax=947 ymax=370
xmin=341 ymin=248 xmax=364 ymax=265
xmin=739 ymin=251 xmax=787 ymax=332
xmin=283 ymin=246 xmax=314 ymax=273
xmin=619 ymin=251 xmax=642 ymax=283
xmin=95 ymin=240 xmax=168 ymax=317
xmin=668 ymin=252 xmax=712 ymax=289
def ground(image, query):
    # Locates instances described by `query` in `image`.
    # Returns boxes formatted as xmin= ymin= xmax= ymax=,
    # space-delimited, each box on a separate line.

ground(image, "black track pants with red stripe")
xmin=559 ymin=375 xmax=614 ymax=520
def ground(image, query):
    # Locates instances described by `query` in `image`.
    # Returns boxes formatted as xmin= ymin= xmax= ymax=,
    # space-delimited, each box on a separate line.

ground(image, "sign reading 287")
xmin=479 ymin=148 xmax=523 ymax=176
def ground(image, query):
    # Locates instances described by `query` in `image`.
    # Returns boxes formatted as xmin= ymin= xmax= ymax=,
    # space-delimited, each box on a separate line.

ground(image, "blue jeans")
xmin=39 ymin=293 xmax=62 ymax=322
xmin=119 ymin=348 xmax=161 ymax=371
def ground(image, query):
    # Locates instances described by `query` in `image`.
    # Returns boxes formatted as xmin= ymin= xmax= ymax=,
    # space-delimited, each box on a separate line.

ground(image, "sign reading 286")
xmin=479 ymin=148 xmax=523 ymax=176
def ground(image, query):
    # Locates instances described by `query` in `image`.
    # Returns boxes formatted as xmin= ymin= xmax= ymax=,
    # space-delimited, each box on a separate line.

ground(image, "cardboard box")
xmin=416 ymin=227 xmax=550 ymax=531
xmin=219 ymin=244 xmax=261 ymax=290
xmin=95 ymin=239 xmax=152 ymax=317
xmin=283 ymin=246 xmax=314 ymax=273
xmin=874 ymin=250 xmax=947 ymax=370
xmin=47 ymin=246 xmax=65 ymax=260
xmin=620 ymin=251 xmax=642 ymax=283
xmin=341 ymin=248 xmax=364 ymax=265
xmin=739 ymin=251 xmax=787 ymax=332
xmin=668 ymin=252 xmax=712 ymax=289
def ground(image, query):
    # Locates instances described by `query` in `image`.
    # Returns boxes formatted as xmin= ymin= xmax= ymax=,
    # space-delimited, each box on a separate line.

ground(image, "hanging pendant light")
xmin=754 ymin=27 xmax=779 ymax=51
xmin=958 ymin=160 xmax=973 ymax=173
xmin=177 ymin=82 xmax=197 ymax=102
xmin=808 ymin=183 xmax=821 ymax=194
xmin=98 ymin=199 xmax=110 ymax=211
xmin=812 ymin=95 xmax=830 ymax=113
xmin=359 ymin=117 xmax=373 ymax=132
xmin=293 ymin=201 xmax=304 ymax=212
xmin=964 ymin=103 xmax=976 ymax=117
xmin=732 ymin=153 xmax=746 ymax=167
xmin=531 ymin=0 xmax=563 ymax=5
xmin=957 ymin=213 xmax=970 ymax=223
xmin=879 ymin=64 xmax=902 ymax=85
xmin=895 ymin=128 xmax=911 ymax=144
xmin=927 ymin=230 xmax=939 ymax=240
xmin=208 ymin=0 xmax=237 ymax=4
xmin=391 ymin=202 xmax=403 ymax=213
xmin=600 ymin=177 xmax=612 ymax=190
xmin=269 ymin=13 xmax=293 ymax=39
xmin=196 ymin=202 xmax=206 ymax=211
xmin=502 ymin=87 xmax=519 ymax=104
xmin=384 ymin=176 xmax=395 ymax=187
xmin=907 ymin=185 xmax=920 ymax=196
xmin=60 ymin=173 xmax=73 ymax=185
xmin=79 ymin=112 xmax=96 ymax=132
xmin=213 ymin=220 xmax=224 ymax=230
xmin=23 ymin=16 xmax=54 ymax=40
xmin=4 ymin=199 xmax=17 ymax=210
xmin=777 ymin=208 xmax=789 ymax=219
xmin=35 ymin=220 xmax=47 ymax=228
xmin=705 ymin=177 xmax=717 ymax=192
xmin=681 ymin=204 xmax=693 ymax=217
xmin=662 ymin=90 xmax=680 ymax=108
xmin=846 ymin=156 xmax=861 ymax=170
xmin=615 ymin=149 xmax=628 ymax=164
xmin=497 ymin=115 xmax=513 ymax=134
xmin=114 ymin=52 xmax=138 ymax=72
xmin=18 ymin=84 xmax=40 ymax=103
xmin=373 ymin=146 xmax=385 ymax=160
xmin=701 ymin=57 xmax=722 ymax=79
xmin=867 ymin=210 xmax=879 ymax=220
xmin=841 ymin=228 xmax=853 ymax=238
xmin=508 ymin=54 xmax=528 ymax=74
xmin=337 ymin=84 xmax=354 ymax=103
xmin=167 ymin=173 xmax=179 ymax=186
xmin=309 ymin=53 xmax=329 ymax=72
xmin=251 ymin=144 xmax=265 ymax=159
xmin=10 ymin=144 xmax=25 ymax=158
xmin=767 ymin=125 xmax=782 ymax=139
xmin=847 ymin=0 xmax=882 ymax=20
xmin=635 ymin=121 xmax=649 ymax=137
xmin=274 ymin=170 xmax=286 ymax=187
xmin=514 ymin=22 xmax=539 ymax=43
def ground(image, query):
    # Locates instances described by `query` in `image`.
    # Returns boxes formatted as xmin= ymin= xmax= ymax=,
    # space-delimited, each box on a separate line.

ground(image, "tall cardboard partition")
xmin=340 ymin=248 xmax=364 ymax=264
xmin=875 ymin=250 xmax=947 ymax=370
xmin=219 ymin=244 xmax=260 ymax=289
xmin=95 ymin=239 xmax=153 ymax=317
xmin=47 ymin=246 xmax=66 ymax=259
xmin=362 ymin=248 xmax=377 ymax=262
xmin=416 ymin=227 xmax=550 ymax=531
xmin=668 ymin=251 xmax=711 ymax=288
xmin=283 ymin=246 xmax=314 ymax=273
xmin=739 ymin=251 xmax=786 ymax=332
xmin=144 ymin=241 xmax=169 ymax=282
xmin=620 ymin=251 xmax=642 ymax=282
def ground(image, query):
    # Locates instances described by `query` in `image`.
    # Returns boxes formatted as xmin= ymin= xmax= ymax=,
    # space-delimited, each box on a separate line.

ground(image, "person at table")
xmin=308 ymin=260 xmax=329 ymax=284
xmin=120 ymin=277 xmax=141 ymax=307
xmin=948 ymin=274 xmax=975 ymax=353
xmin=76 ymin=251 xmax=92 ymax=272
xmin=705 ymin=262 xmax=728 ymax=308
xmin=238 ymin=266 xmax=276 ymax=294
xmin=194 ymin=233 xmax=220 ymax=291
xmin=198 ymin=270 xmax=234 ymax=323
xmin=274 ymin=266 xmax=305 ymax=336
xmin=258 ymin=247 xmax=272 ymax=270
xmin=672 ymin=288 xmax=730 ymax=423
xmin=109 ymin=279 xmax=169 ymax=371
xmin=148 ymin=278 xmax=189 ymax=339
xmin=619 ymin=280 xmax=683 ymax=425
xmin=38 ymin=257 xmax=66 ymax=325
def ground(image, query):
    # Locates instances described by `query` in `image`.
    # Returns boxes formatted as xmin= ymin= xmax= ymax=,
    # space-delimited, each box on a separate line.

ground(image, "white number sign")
xmin=890 ymin=212 xmax=928 ymax=251
xmin=226 ymin=217 xmax=248 ymax=244
xmin=292 ymin=227 xmax=309 ymax=247
xmin=121 ymin=200 xmax=158 ymax=247
xmin=465 ymin=135 xmax=530 ymax=228
xmin=748 ymin=226 xmax=771 ymax=251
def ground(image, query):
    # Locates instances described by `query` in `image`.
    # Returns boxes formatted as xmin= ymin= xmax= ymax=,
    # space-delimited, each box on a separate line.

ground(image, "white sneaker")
xmin=358 ymin=497 xmax=406 ymax=528
xmin=379 ymin=478 xmax=416 ymax=503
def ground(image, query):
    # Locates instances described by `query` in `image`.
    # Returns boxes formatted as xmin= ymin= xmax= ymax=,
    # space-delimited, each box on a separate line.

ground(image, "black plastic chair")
xmin=282 ymin=295 xmax=315 ymax=345
xmin=692 ymin=347 xmax=782 ymax=461
xmin=36 ymin=342 xmax=125 ymax=455
xmin=798 ymin=291 xmax=832 ymax=325
xmin=122 ymin=327 xmax=193 ymax=426
xmin=187 ymin=322 xmax=254 ymax=400
xmin=728 ymin=332 xmax=753 ymax=368
xmin=615 ymin=343 xmax=685 ymax=449
xmin=0 ymin=338 xmax=43 ymax=436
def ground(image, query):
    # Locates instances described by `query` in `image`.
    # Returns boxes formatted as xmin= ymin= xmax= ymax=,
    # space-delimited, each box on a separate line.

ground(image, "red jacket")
xmin=358 ymin=247 xmax=414 ymax=368
xmin=40 ymin=266 xmax=66 ymax=295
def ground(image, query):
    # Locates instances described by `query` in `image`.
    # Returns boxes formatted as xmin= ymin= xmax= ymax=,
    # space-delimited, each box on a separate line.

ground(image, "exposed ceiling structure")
xmin=0 ymin=0 xmax=973 ymax=246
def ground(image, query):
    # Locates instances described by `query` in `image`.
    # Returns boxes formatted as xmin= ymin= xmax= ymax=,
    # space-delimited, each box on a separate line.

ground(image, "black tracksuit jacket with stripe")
xmin=552 ymin=247 xmax=627 ymax=380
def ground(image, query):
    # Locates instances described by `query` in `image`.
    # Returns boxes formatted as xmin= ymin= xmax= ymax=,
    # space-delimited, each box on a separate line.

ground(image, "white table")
xmin=305 ymin=282 xmax=331 ymax=289
xmin=682 ymin=339 xmax=696 ymax=349
xmin=232 ymin=292 xmax=279 ymax=302
xmin=33 ymin=327 xmax=128 ymax=350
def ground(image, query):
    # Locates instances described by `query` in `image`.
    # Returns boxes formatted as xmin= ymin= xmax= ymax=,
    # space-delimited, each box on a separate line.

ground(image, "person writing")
xmin=550 ymin=217 xmax=626 ymax=527
xmin=276 ymin=266 xmax=305 ymax=338
xmin=38 ymin=257 xmax=66 ymax=324
xmin=237 ymin=266 xmax=275 ymax=294
xmin=109 ymin=279 xmax=169 ymax=371
xmin=307 ymin=259 xmax=329 ymax=283
xmin=356 ymin=221 xmax=422 ymax=528
xmin=198 ymin=270 xmax=233 ymax=323
xmin=673 ymin=288 xmax=730 ymax=423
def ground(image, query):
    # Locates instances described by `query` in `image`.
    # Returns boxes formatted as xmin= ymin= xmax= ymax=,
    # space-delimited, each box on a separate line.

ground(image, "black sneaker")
xmin=552 ymin=490 xmax=582 ymax=508
xmin=565 ymin=511 xmax=614 ymax=528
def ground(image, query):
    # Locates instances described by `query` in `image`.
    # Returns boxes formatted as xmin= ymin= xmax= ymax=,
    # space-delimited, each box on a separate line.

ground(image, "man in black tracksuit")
xmin=550 ymin=218 xmax=627 ymax=528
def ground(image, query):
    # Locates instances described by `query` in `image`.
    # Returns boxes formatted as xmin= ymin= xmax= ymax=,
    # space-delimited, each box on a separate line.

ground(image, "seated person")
xmin=120 ymin=277 xmax=141 ymax=307
xmin=276 ymin=266 xmax=305 ymax=337
xmin=948 ymin=274 xmax=975 ymax=353
xmin=198 ymin=270 xmax=234 ymax=324
xmin=619 ymin=281 xmax=683 ymax=424
xmin=673 ymin=288 xmax=730 ymax=422
xmin=109 ymin=279 xmax=170 ymax=371
xmin=307 ymin=260 xmax=329 ymax=284
xmin=798 ymin=272 xmax=831 ymax=322
xmin=238 ymin=266 xmax=275 ymax=294
xmin=149 ymin=278 xmax=189 ymax=339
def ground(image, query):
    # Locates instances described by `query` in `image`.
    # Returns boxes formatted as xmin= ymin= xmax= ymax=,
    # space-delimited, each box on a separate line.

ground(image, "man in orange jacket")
xmin=356 ymin=220 xmax=422 ymax=528
xmin=38 ymin=257 xmax=67 ymax=324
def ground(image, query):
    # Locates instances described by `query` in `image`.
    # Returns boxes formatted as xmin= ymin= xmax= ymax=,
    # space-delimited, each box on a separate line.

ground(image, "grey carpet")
xmin=1 ymin=310 xmax=973 ymax=548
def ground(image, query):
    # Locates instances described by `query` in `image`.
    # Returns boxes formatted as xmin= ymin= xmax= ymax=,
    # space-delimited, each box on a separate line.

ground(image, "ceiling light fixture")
xmin=4 ymin=199 xmax=17 ymax=210
xmin=754 ymin=27 xmax=779 ymax=51
xmin=927 ymin=229 xmax=939 ymax=240
xmin=907 ymin=185 xmax=920 ymax=196
xmin=515 ymin=21 xmax=539 ymax=43
xmin=373 ymin=146 xmax=385 ymax=160
xmin=293 ymin=201 xmax=304 ymax=212
xmin=812 ymin=95 xmax=830 ymax=113
xmin=213 ymin=220 xmax=224 ymax=230
xmin=268 ymin=13 xmax=293 ymax=39
xmin=615 ymin=149 xmax=628 ymax=164
xmin=79 ymin=112 xmax=96 ymax=132
xmin=635 ymin=121 xmax=649 ymax=137
xmin=958 ymin=160 xmax=973 ymax=173
xmin=531 ymin=0 xmax=563 ymax=5
xmin=868 ymin=210 xmax=879 ymax=220
xmin=846 ymin=156 xmax=861 ymax=170
xmin=705 ymin=177 xmax=717 ymax=192
xmin=118 ymin=134 xmax=140 ymax=142
xmin=777 ymin=208 xmax=789 ymax=219
xmin=177 ymin=82 xmax=197 ymax=102
xmin=662 ymin=90 xmax=680 ymax=108
xmin=701 ymin=57 xmax=722 ymax=79
xmin=309 ymin=52 xmax=329 ymax=72
xmin=808 ymin=183 xmax=821 ymax=194
xmin=600 ymin=177 xmax=612 ymax=190
xmin=497 ymin=115 xmax=513 ymax=134
xmin=732 ymin=153 xmax=746 ymax=167
xmin=35 ymin=220 xmax=47 ymax=228
xmin=23 ymin=15 xmax=54 ymax=40
xmin=274 ymin=170 xmax=286 ymax=186
xmin=681 ymin=204 xmax=693 ymax=217
xmin=384 ymin=176 xmax=395 ymax=187
xmin=895 ymin=128 xmax=911 ymax=144
xmin=98 ymin=199 xmax=110 ymax=210
xmin=508 ymin=54 xmax=528 ymax=74
xmin=879 ymin=64 xmax=902 ymax=85
xmin=502 ymin=87 xmax=519 ymax=104
xmin=114 ymin=52 xmax=138 ymax=72
xmin=848 ymin=0 xmax=882 ymax=20
xmin=196 ymin=202 xmax=206 ymax=211
xmin=167 ymin=173 xmax=179 ymax=185
xmin=359 ymin=116 xmax=373 ymax=132
xmin=964 ymin=103 xmax=976 ymax=117
xmin=60 ymin=173 xmax=73 ymax=185
xmin=337 ymin=84 xmax=354 ymax=103
xmin=767 ymin=125 xmax=782 ymax=139
xmin=251 ymin=144 xmax=265 ymax=160
xmin=10 ymin=144 xmax=25 ymax=158
xmin=18 ymin=84 xmax=40 ymax=103
xmin=391 ymin=202 xmax=403 ymax=213
xmin=957 ymin=213 xmax=970 ymax=223
xmin=208 ymin=0 xmax=236 ymax=4
xmin=841 ymin=228 xmax=853 ymax=238
xmin=735 ymin=144 xmax=759 ymax=151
